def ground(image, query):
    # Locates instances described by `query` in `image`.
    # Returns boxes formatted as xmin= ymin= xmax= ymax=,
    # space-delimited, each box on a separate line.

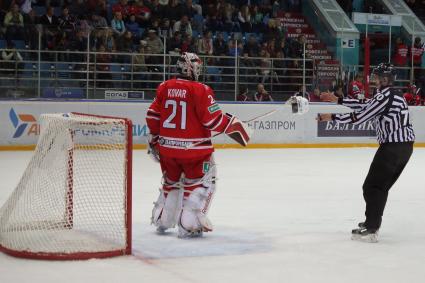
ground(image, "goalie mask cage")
xmin=0 ymin=112 xmax=132 ymax=260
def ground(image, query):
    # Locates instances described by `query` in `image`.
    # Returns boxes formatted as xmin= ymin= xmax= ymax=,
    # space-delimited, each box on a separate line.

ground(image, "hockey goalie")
xmin=146 ymin=52 xmax=253 ymax=238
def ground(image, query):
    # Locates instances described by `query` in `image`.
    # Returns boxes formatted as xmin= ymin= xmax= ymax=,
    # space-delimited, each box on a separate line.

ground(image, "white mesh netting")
xmin=0 ymin=113 xmax=131 ymax=259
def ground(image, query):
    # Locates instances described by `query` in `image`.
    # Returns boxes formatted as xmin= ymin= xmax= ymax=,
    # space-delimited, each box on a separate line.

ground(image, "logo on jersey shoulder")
xmin=208 ymin=104 xmax=220 ymax=114
xmin=202 ymin=162 xmax=210 ymax=173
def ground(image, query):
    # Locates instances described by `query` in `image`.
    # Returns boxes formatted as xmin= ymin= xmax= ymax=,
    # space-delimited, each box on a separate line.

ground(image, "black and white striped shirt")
xmin=333 ymin=86 xmax=415 ymax=144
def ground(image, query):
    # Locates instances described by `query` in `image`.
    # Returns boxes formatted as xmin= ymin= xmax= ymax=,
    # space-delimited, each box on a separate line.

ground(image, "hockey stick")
xmin=184 ymin=109 xmax=277 ymax=150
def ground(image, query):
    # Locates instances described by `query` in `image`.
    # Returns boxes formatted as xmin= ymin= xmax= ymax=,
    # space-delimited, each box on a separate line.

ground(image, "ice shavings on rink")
xmin=1 ymin=148 xmax=425 ymax=283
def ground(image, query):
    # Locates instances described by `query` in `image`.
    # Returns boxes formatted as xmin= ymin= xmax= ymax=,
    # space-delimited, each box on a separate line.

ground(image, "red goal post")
xmin=0 ymin=112 xmax=132 ymax=260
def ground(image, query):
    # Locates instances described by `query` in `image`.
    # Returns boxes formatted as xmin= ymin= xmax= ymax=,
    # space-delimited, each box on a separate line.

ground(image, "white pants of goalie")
xmin=151 ymin=156 xmax=216 ymax=238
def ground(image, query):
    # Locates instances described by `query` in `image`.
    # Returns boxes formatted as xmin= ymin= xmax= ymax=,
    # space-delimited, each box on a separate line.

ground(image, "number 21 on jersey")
xmin=163 ymin=99 xmax=187 ymax=130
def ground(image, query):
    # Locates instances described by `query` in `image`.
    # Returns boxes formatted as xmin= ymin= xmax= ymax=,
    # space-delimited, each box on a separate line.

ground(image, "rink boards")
xmin=1 ymin=100 xmax=424 ymax=149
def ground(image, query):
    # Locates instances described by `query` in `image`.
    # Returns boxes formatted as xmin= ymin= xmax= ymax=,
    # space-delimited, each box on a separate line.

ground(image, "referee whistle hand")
xmin=317 ymin=113 xmax=332 ymax=121
xmin=320 ymin=92 xmax=338 ymax=103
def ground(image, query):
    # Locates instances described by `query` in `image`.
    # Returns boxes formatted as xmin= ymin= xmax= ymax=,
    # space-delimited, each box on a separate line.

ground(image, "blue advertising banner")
xmin=42 ymin=88 xmax=85 ymax=99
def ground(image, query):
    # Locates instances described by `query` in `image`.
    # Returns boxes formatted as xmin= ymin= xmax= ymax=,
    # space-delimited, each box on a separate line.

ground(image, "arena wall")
xmin=1 ymin=101 xmax=424 ymax=149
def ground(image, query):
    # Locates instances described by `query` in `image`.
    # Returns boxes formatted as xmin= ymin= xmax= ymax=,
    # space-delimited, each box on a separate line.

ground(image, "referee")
xmin=319 ymin=63 xmax=415 ymax=242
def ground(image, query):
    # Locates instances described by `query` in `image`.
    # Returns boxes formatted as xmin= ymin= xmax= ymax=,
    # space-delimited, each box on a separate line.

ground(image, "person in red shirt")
xmin=403 ymin=84 xmax=421 ymax=106
xmin=393 ymin=37 xmax=408 ymax=80
xmin=253 ymin=83 xmax=273 ymax=101
xmin=146 ymin=52 xmax=252 ymax=238
xmin=112 ymin=0 xmax=131 ymax=20
xmin=237 ymin=86 xmax=251 ymax=101
xmin=308 ymin=87 xmax=322 ymax=102
xmin=348 ymin=73 xmax=365 ymax=99
xmin=409 ymin=37 xmax=424 ymax=83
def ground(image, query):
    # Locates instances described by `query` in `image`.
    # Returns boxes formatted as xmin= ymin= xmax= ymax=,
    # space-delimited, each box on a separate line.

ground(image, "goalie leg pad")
xmin=151 ymin=188 xmax=182 ymax=232
xmin=178 ymin=163 xmax=217 ymax=238
xmin=224 ymin=115 xmax=253 ymax=146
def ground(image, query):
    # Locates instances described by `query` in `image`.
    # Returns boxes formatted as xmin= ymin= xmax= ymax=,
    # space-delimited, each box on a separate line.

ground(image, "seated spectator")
xmin=39 ymin=6 xmax=60 ymax=50
xmin=251 ymin=5 xmax=264 ymax=33
xmin=98 ymin=29 xmax=116 ymax=52
xmin=4 ymin=4 xmax=25 ymax=42
xmin=191 ymin=7 xmax=204 ymax=35
xmin=167 ymin=31 xmax=182 ymax=53
xmin=69 ymin=0 xmax=87 ymax=18
xmin=237 ymin=86 xmax=251 ymax=101
xmin=126 ymin=14 xmax=141 ymax=43
xmin=308 ymin=87 xmax=322 ymax=102
xmin=213 ymin=32 xmax=227 ymax=56
xmin=87 ymin=0 xmax=108 ymax=18
xmin=131 ymin=0 xmax=151 ymax=27
xmin=197 ymin=30 xmax=213 ymax=55
xmin=163 ymin=0 xmax=183 ymax=23
xmin=279 ymin=39 xmax=290 ymax=58
xmin=58 ymin=6 xmax=76 ymax=37
xmin=244 ymin=35 xmax=260 ymax=57
xmin=403 ymin=84 xmax=422 ymax=106
xmin=264 ymin=18 xmax=284 ymax=43
xmin=133 ymin=42 xmax=149 ymax=88
xmin=145 ymin=29 xmax=164 ymax=64
xmin=181 ymin=0 xmax=197 ymax=18
xmin=228 ymin=39 xmax=242 ymax=57
xmin=240 ymin=52 xmax=259 ymax=83
xmin=180 ymin=34 xmax=197 ymax=53
xmin=111 ymin=11 xmax=126 ymax=37
xmin=273 ymin=51 xmax=287 ymax=77
xmin=146 ymin=29 xmax=164 ymax=54
xmin=160 ymin=18 xmax=173 ymax=38
xmin=96 ymin=44 xmax=113 ymax=88
xmin=148 ymin=18 xmax=162 ymax=35
xmin=238 ymin=5 xmax=251 ymax=32
xmin=150 ymin=0 xmax=165 ymax=19
xmin=116 ymin=31 xmax=134 ymax=53
xmin=259 ymin=49 xmax=279 ymax=84
xmin=348 ymin=73 xmax=364 ymax=99
xmin=205 ymin=57 xmax=221 ymax=82
xmin=254 ymin=83 xmax=273 ymax=101
xmin=222 ymin=3 xmax=237 ymax=32
xmin=91 ymin=14 xmax=108 ymax=30
xmin=76 ymin=14 xmax=92 ymax=38
xmin=112 ymin=0 xmax=131 ymax=21
xmin=24 ymin=9 xmax=39 ymax=50
xmin=1 ymin=41 xmax=23 ymax=76
xmin=205 ymin=14 xmax=223 ymax=32
xmin=173 ymin=15 xmax=192 ymax=37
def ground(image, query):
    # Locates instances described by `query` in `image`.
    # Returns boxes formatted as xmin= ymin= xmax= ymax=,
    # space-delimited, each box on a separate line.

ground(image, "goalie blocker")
xmin=224 ymin=113 xmax=253 ymax=146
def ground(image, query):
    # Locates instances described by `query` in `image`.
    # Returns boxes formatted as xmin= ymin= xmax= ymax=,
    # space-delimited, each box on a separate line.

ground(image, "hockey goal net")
xmin=0 ymin=112 xmax=132 ymax=260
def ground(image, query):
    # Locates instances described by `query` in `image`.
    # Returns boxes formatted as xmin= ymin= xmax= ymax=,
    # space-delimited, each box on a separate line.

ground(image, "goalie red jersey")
xmin=146 ymin=78 xmax=231 ymax=159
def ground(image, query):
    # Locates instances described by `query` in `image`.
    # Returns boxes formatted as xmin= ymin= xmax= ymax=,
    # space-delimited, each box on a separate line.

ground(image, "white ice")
xmin=1 ymin=148 xmax=425 ymax=283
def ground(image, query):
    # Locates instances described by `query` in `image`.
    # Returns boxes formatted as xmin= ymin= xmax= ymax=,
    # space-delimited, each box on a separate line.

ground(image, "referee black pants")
xmin=363 ymin=142 xmax=413 ymax=230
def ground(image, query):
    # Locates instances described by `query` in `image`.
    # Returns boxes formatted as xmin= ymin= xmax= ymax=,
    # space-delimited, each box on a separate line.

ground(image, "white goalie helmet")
xmin=287 ymin=96 xmax=309 ymax=115
xmin=176 ymin=52 xmax=202 ymax=81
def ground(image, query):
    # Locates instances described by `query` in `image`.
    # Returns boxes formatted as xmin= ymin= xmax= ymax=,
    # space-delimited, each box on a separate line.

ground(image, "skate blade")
xmin=351 ymin=233 xmax=378 ymax=243
xmin=156 ymin=227 xmax=172 ymax=235
xmin=178 ymin=230 xmax=203 ymax=239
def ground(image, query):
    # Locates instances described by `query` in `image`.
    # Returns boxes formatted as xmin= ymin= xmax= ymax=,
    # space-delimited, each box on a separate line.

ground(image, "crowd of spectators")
xmin=0 ymin=0 xmax=304 ymax=58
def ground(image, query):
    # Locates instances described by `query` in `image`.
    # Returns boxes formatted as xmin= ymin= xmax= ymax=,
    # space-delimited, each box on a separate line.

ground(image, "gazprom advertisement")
xmin=0 ymin=101 xmax=424 ymax=146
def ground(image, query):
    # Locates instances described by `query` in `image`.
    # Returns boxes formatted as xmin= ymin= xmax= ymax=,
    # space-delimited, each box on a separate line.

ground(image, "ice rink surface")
xmin=1 ymin=148 xmax=425 ymax=283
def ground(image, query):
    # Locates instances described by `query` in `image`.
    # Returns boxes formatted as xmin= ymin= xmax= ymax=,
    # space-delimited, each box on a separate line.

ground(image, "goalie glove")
xmin=286 ymin=96 xmax=309 ymax=115
xmin=147 ymin=134 xmax=160 ymax=163
xmin=224 ymin=114 xmax=253 ymax=146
